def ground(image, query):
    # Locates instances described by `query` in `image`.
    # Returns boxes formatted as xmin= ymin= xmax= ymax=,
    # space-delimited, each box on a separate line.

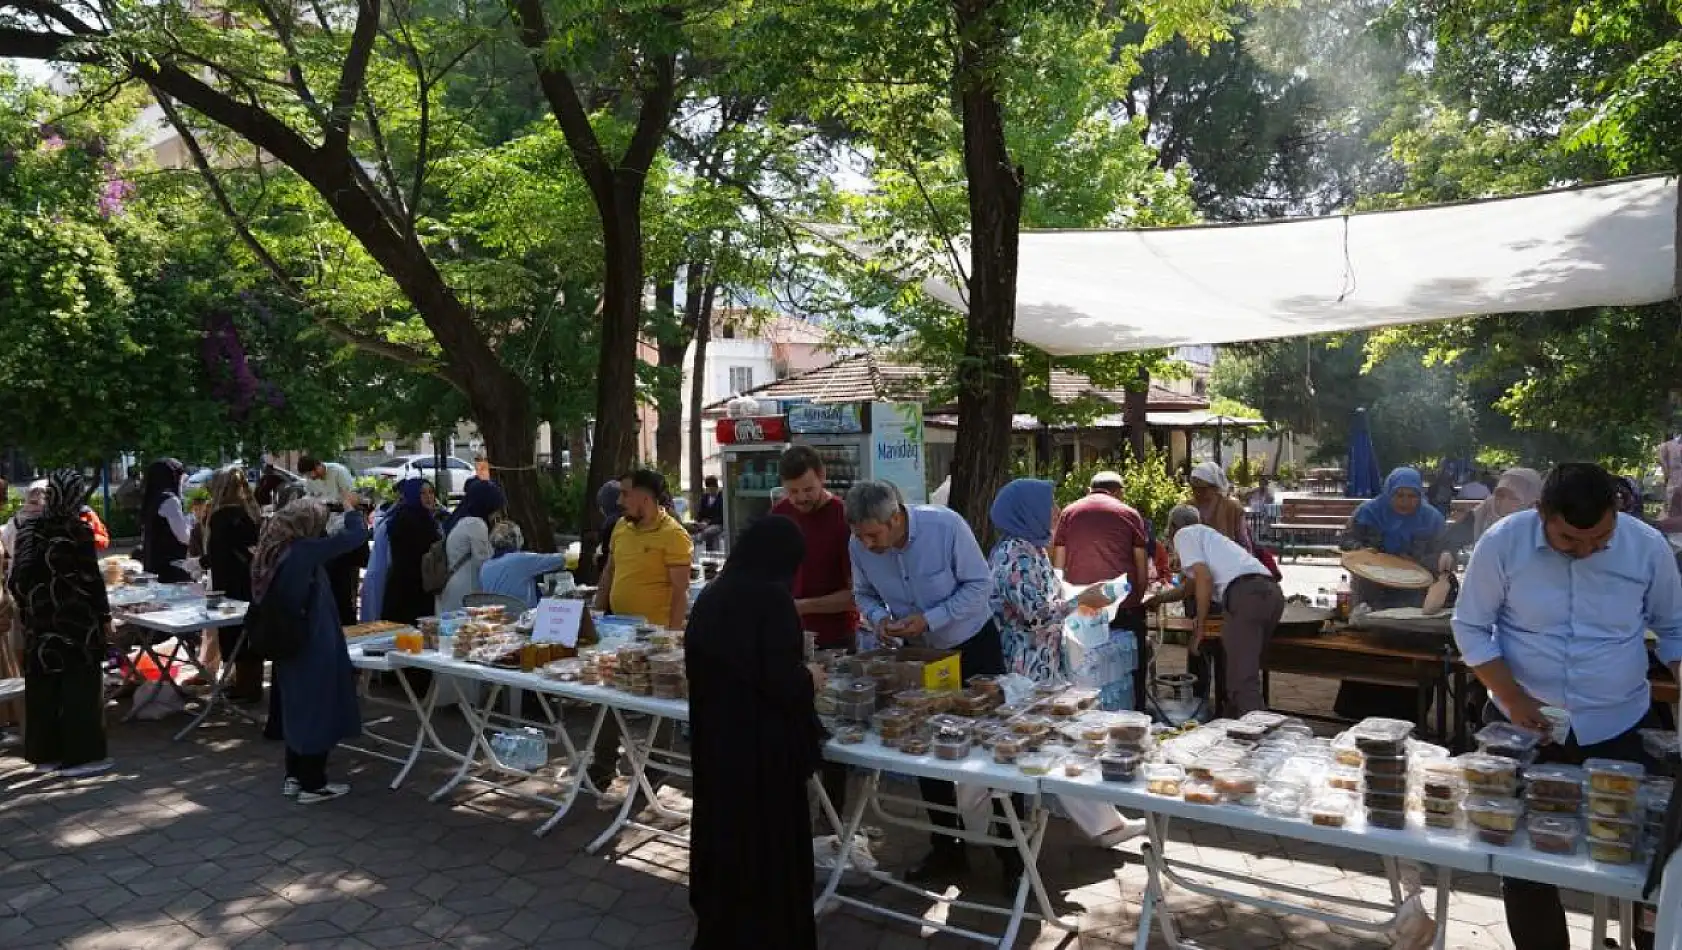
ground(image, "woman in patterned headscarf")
xmin=6 ymin=470 xmax=113 ymax=776
xmin=253 ymin=496 xmax=368 ymax=804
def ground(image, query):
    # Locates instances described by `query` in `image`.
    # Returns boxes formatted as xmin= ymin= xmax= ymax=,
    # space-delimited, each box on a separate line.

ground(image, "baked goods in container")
xmin=1589 ymin=840 xmax=1637 ymax=864
xmin=1099 ymin=750 xmax=1141 ymax=783
xmin=1423 ymin=808 xmax=1462 ymax=830
xmin=1107 ymin=711 xmax=1151 ymax=745
xmin=1362 ymin=754 xmax=1408 ymax=776
xmin=1213 ymin=768 xmax=1259 ymax=805
xmin=966 ymin=674 xmax=1004 ymax=698
xmin=1584 ymin=758 xmax=1644 ymax=795
xmin=1146 ymin=764 xmax=1186 ymax=797
xmin=992 ymin=736 xmax=1024 ymax=765
xmin=1463 ymin=795 xmax=1522 ymax=832
xmin=1308 ymin=791 xmax=1356 ymax=827
xmin=1349 ymin=718 xmax=1413 ymax=756
xmin=1364 ymin=790 xmax=1407 ymax=813
xmin=1062 ymin=756 xmax=1094 ymax=778
xmin=1365 ymin=808 xmax=1406 ymax=830
xmin=1527 ymin=815 xmax=1580 ymax=855
xmin=1525 ymin=794 xmax=1581 ymax=815
xmin=1326 ymin=765 xmax=1363 ymax=792
xmin=1183 ymin=780 xmax=1221 ymax=805
xmin=1259 ymin=785 xmax=1305 ymax=818
xmin=1588 ymin=790 xmax=1638 ymax=818
xmin=1523 ymin=764 xmax=1585 ymax=802
xmin=1587 ymin=815 xmax=1638 ymax=845
xmin=1475 ymin=827 xmax=1516 ymax=847
xmin=899 ymin=735 xmax=930 ymax=756
xmin=1460 ymin=754 xmax=1520 ymax=795
xmin=1018 ymin=752 xmax=1056 ymax=776
xmin=1421 ymin=796 xmax=1460 ymax=816
xmin=835 ymin=726 xmax=866 ymax=744
xmin=934 ymin=729 xmax=973 ymax=761
xmin=1474 ymin=722 xmax=1542 ymax=763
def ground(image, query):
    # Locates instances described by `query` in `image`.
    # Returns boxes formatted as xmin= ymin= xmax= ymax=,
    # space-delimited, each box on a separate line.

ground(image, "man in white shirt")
xmin=1143 ymin=505 xmax=1284 ymax=715
xmin=297 ymin=454 xmax=365 ymax=621
xmin=298 ymin=455 xmax=357 ymax=503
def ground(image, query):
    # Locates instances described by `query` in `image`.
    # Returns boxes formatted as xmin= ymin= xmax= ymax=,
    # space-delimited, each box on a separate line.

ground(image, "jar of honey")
xmin=395 ymin=630 xmax=423 ymax=653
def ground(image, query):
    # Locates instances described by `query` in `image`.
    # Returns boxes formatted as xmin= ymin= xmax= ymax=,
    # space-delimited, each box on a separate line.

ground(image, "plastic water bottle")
xmin=1101 ymin=577 xmax=1131 ymax=602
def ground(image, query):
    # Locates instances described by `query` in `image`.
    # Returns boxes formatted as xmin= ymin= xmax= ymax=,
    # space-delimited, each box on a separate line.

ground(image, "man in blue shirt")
xmin=479 ymin=522 xmax=568 ymax=610
xmin=846 ymin=480 xmax=1015 ymax=885
xmin=1453 ymin=462 xmax=1682 ymax=950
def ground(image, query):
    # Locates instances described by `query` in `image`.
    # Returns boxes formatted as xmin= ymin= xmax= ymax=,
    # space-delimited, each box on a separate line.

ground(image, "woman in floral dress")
xmin=987 ymin=479 xmax=1112 ymax=682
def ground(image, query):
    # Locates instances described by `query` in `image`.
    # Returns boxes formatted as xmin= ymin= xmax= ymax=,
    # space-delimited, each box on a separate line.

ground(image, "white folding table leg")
xmin=1432 ymin=866 xmax=1451 ymax=950
xmin=429 ymin=683 xmax=500 ymax=802
xmin=814 ymin=770 xmax=878 ymax=916
xmin=388 ymin=668 xmax=441 ymax=790
xmin=1595 ymin=895 xmax=1610 ymax=949
xmin=587 ymin=710 xmax=670 ymax=853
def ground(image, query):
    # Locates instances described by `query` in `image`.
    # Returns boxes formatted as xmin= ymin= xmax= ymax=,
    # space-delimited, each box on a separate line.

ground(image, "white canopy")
xmin=828 ymin=175 xmax=1680 ymax=355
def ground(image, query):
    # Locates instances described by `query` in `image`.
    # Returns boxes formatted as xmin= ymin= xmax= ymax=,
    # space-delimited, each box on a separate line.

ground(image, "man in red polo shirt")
xmin=1053 ymin=470 xmax=1152 ymax=711
xmin=772 ymin=445 xmax=857 ymax=650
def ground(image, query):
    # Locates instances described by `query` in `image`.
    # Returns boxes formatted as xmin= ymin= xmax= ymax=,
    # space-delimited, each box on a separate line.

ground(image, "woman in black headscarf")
xmin=7 ymin=471 xmax=113 ymax=776
xmin=685 ymin=515 xmax=825 ymax=950
xmin=140 ymin=458 xmax=191 ymax=583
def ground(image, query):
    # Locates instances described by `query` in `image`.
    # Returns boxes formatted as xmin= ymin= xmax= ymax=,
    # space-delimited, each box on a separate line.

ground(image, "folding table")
xmin=118 ymin=600 xmax=250 ymax=738
xmin=1492 ymin=842 xmax=1651 ymax=950
xmin=1042 ymin=771 xmax=1506 ymax=950
xmin=816 ymin=735 xmax=1077 ymax=948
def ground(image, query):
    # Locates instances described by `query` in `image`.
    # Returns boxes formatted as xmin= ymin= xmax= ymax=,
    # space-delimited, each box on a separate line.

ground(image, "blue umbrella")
xmin=1347 ymin=408 xmax=1381 ymax=499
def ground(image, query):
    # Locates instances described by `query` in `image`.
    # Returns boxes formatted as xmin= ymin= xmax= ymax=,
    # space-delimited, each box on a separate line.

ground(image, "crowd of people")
xmin=3 ymin=447 xmax=1677 ymax=950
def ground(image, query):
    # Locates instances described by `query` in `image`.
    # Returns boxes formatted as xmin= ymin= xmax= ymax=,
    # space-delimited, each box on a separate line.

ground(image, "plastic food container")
xmin=1107 ymin=711 xmax=1152 ymax=745
xmin=954 ymin=689 xmax=996 ymax=717
xmin=1421 ymin=795 xmax=1461 ymax=816
xmin=1526 ymin=794 xmax=1582 ymax=815
xmin=1589 ymin=840 xmax=1638 ymax=864
xmin=893 ymin=688 xmax=934 ymax=714
xmin=1423 ymin=808 xmax=1462 ymax=830
xmin=1331 ymin=734 xmax=1364 ymax=768
xmin=1366 ymin=808 xmax=1407 ymax=830
xmin=1363 ymin=772 xmax=1408 ymax=795
xmin=1099 ymin=750 xmax=1142 ymax=783
xmin=1587 ymin=815 xmax=1639 ymax=846
xmin=1524 ymin=764 xmax=1586 ymax=802
xmin=835 ymin=725 xmax=867 ymax=744
xmin=1641 ymin=728 xmax=1680 ymax=764
xmin=1226 ymin=721 xmax=1269 ymax=744
xmin=1307 ymin=791 xmax=1356 ymax=827
xmin=1461 ymin=754 xmax=1521 ymax=795
xmin=1181 ymin=780 xmax=1220 ymax=804
xmin=1364 ymin=790 xmax=1407 ymax=813
xmin=933 ymin=729 xmax=973 ymax=761
xmin=1011 ymin=715 xmax=1053 ymax=737
xmin=966 ymin=674 xmax=1005 ymax=698
xmin=1476 ymin=826 xmax=1517 ymax=847
xmin=1062 ymin=755 xmax=1095 ymax=778
xmin=899 ymin=736 xmax=931 ymax=756
xmin=1326 ymin=765 xmax=1363 ymax=792
xmin=1407 ymin=741 xmax=1450 ymax=763
xmin=1350 ymin=718 xmax=1414 ymax=756
xmin=1188 ymin=752 xmax=1245 ymax=782
xmin=1146 ymin=764 xmax=1186 ymax=797
xmin=1076 ymin=718 xmax=1113 ymax=744
xmin=1463 ymin=795 xmax=1523 ymax=833
xmin=1213 ymin=768 xmax=1260 ymax=805
xmin=1528 ymin=815 xmax=1581 ymax=855
xmin=1258 ymin=784 xmax=1305 ymax=818
xmin=1585 ymin=758 xmax=1645 ymax=795
xmin=1018 ymin=752 xmax=1056 ymax=777
xmin=1588 ymin=791 xmax=1638 ymax=818
xmin=1475 ymin=722 xmax=1542 ymax=762
xmin=992 ymin=736 xmax=1024 ymax=765
xmin=993 ymin=702 xmax=1027 ymax=721
xmin=1239 ymin=710 xmax=1288 ymax=732
xmin=1363 ymin=753 xmax=1409 ymax=776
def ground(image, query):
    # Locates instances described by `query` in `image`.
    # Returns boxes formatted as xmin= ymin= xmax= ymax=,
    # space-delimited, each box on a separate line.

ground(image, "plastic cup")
xmin=1540 ymin=706 xmax=1571 ymax=744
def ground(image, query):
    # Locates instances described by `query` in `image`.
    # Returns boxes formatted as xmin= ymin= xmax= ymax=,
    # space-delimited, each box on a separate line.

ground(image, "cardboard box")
xmin=854 ymin=646 xmax=962 ymax=693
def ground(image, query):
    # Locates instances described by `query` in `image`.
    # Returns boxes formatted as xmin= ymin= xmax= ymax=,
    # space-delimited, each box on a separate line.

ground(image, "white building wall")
xmin=677 ymin=337 xmax=778 ymax=491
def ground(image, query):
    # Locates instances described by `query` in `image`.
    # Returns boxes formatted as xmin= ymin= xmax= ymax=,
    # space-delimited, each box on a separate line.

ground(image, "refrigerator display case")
xmin=715 ymin=414 xmax=790 ymax=545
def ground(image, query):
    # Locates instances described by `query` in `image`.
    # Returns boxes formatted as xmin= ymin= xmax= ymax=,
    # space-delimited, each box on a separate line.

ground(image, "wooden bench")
xmin=1267 ymin=496 xmax=1479 ymax=558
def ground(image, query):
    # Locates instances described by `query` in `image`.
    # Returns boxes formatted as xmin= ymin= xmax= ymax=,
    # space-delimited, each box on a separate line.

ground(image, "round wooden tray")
xmin=1341 ymin=549 xmax=1435 ymax=590
xmin=1352 ymin=606 xmax=1454 ymax=634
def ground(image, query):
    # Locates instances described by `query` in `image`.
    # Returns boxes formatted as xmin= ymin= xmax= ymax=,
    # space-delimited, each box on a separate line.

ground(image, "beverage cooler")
xmin=716 ymin=401 xmax=927 ymax=549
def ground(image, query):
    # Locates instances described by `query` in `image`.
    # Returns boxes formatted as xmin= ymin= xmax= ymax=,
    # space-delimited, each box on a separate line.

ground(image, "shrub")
xmin=1052 ymin=447 xmax=1184 ymax=535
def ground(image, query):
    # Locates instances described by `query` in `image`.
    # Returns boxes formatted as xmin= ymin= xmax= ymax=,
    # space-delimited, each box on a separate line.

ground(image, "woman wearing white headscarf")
xmin=1440 ymin=467 xmax=1543 ymax=552
xmin=1190 ymin=461 xmax=1251 ymax=551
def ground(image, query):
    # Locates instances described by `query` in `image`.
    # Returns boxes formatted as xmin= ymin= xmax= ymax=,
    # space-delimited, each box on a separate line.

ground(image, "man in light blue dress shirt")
xmin=1453 ymin=463 xmax=1682 ymax=950
xmin=846 ymin=480 xmax=1016 ymax=885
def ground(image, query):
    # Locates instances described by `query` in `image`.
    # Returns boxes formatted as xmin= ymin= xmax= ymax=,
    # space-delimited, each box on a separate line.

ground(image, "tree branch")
xmin=508 ymin=0 xmax=611 ymax=198
xmin=622 ymin=48 xmax=678 ymax=176
xmin=325 ymin=0 xmax=380 ymax=153
xmin=0 ymin=25 xmax=99 ymax=62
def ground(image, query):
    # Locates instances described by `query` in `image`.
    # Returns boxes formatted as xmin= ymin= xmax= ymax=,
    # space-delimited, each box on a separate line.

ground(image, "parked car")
xmin=362 ymin=454 xmax=474 ymax=498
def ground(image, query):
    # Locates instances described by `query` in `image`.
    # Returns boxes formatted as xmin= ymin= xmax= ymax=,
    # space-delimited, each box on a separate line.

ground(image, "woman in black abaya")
xmin=685 ymin=515 xmax=825 ymax=950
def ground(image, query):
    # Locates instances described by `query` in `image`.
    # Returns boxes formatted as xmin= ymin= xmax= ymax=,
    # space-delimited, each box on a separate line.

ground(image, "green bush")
xmin=1274 ymin=461 xmax=1300 ymax=488
xmin=355 ymin=475 xmax=397 ymax=506
xmin=539 ymin=469 xmax=590 ymax=535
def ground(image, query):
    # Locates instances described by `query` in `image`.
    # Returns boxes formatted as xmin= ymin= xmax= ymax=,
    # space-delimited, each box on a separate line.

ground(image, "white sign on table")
xmin=532 ymin=598 xmax=584 ymax=647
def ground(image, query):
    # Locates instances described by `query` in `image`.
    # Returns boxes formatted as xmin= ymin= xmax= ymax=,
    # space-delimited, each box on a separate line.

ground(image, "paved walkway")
xmin=0 ymin=672 xmax=1619 ymax=949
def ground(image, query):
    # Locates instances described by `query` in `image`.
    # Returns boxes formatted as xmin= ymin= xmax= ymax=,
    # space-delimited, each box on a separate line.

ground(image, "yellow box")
xmin=856 ymin=646 xmax=962 ymax=692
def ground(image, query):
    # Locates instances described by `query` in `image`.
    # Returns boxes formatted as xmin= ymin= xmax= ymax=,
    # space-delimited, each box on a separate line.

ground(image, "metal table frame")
xmin=118 ymin=602 xmax=252 ymax=736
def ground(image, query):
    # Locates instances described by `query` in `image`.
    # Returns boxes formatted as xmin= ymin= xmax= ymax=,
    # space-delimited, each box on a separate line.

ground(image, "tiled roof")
xmin=704 ymin=354 xmax=1208 ymax=414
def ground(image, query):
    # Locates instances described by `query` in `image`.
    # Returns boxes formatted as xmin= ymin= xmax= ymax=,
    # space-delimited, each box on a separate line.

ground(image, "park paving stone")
xmin=0 ymin=666 xmax=1623 ymax=949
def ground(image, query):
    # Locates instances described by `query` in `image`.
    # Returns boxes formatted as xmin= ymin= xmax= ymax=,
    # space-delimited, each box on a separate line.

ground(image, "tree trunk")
xmin=582 ymin=186 xmax=646 ymax=569
xmin=687 ymin=282 xmax=717 ymax=511
xmin=1125 ymin=367 xmax=1150 ymax=464
xmin=653 ymin=277 xmax=686 ymax=474
xmin=945 ymin=0 xmax=1026 ymax=546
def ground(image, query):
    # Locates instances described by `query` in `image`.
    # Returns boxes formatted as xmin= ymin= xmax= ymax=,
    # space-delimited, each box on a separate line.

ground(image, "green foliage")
xmin=538 ymin=468 xmax=590 ymax=535
xmin=1214 ymin=333 xmax=1476 ymax=470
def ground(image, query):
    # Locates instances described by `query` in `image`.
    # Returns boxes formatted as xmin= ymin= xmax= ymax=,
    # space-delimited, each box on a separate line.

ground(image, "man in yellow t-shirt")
xmin=595 ymin=469 xmax=693 ymax=628
xmin=590 ymin=469 xmax=693 ymax=791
